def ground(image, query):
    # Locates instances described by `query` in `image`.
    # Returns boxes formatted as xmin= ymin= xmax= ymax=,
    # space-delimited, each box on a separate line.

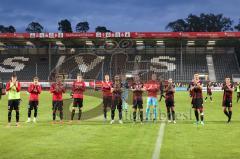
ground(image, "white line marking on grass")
xmin=152 ymin=122 xmax=166 ymax=159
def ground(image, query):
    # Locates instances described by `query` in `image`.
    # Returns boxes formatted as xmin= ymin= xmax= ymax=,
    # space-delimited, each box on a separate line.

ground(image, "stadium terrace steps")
xmin=0 ymin=49 xmax=240 ymax=82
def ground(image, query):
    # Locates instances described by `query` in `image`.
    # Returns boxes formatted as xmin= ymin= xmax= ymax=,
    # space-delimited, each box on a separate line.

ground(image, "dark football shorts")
xmin=8 ymin=99 xmax=20 ymax=111
xmin=73 ymin=98 xmax=83 ymax=108
xmin=165 ymin=99 xmax=174 ymax=107
xmin=207 ymin=91 xmax=212 ymax=96
xmin=103 ymin=96 xmax=112 ymax=108
xmin=133 ymin=97 xmax=143 ymax=109
xmin=28 ymin=101 xmax=39 ymax=110
xmin=237 ymin=92 xmax=240 ymax=97
xmin=222 ymin=99 xmax=232 ymax=107
xmin=52 ymin=101 xmax=63 ymax=111
xmin=111 ymin=97 xmax=122 ymax=110
xmin=192 ymin=98 xmax=203 ymax=109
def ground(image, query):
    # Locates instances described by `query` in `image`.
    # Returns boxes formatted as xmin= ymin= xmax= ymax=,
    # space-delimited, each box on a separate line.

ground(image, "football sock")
xmin=34 ymin=108 xmax=38 ymax=118
xmin=16 ymin=110 xmax=19 ymax=122
xmin=228 ymin=111 xmax=232 ymax=122
xmin=146 ymin=107 xmax=150 ymax=120
xmin=71 ymin=109 xmax=75 ymax=120
xmin=167 ymin=108 xmax=171 ymax=120
xmin=153 ymin=107 xmax=157 ymax=120
xmin=103 ymin=107 xmax=107 ymax=119
xmin=200 ymin=112 xmax=204 ymax=121
xmin=111 ymin=109 xmax=115 ymax=120
xmin=224 ymin=110 xmax=229 ymax=118
xmin=172 ymin=110 xmax=175 ymax=121
xmin=28 ymin=109 xmax=31 ymax=118
xmin=8 ymin=111 xmax=12 ymax=123
xmin=194 ymin=110 xmax=199 ymax=121
xmin=53 ymin=111 xmax=56 ymax=120
xmin=59 ymin=111 xmax=63 ymax=120
xmin=140 ymin=110 xmax=143 ymax=122
xmin=78 ymin=109 xmax=82 ymax=120
xmin=119 ymin=109 xmax=122 ymax=120
xmin=133 ymin=111 xmax=136 ymax=121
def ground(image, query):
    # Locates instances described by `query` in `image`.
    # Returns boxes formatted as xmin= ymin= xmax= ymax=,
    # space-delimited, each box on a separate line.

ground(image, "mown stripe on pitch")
xmin=152 ymin=122 xmax=166 ymax=159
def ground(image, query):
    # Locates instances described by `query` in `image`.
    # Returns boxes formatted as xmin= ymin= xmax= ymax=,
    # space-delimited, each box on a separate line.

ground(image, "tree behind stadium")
xmin=235 ymin=19 xmax=240 ymax=31
xmin=0 ymin=25 xmax=16 ymax=33
xmin=26 ymin=22 xmax=44 ymax=33
xmin=76 ymin=21 xmax=89 ymax=32
xmin=58 ymin=19 xmax=73 ymax=33
xmin=166 ymin=13 xmax=233 ymax=32
xmin=95 ymin=26 xmax=111 ymax=32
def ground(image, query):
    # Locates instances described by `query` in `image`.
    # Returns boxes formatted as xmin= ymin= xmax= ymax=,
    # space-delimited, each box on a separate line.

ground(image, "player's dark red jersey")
xmin=72 ymin=81 xmax=86 ymax=99
xmin=101 ymin=81 xmax=112 ymax=97
xmin=132 ymin=82 xmax=144 ymax=99
xmin=165 ymin=84 xmax=175 ymax=101
xmin=112 ymin=82 xmax=122 ymax=98
xmin=28 ymin=84 xmax=42 ymax=101
xmin=207 ymin=84 xmax=212 ymax=94
xmin=50 ymin=82 xmax=65 ymax=101
xmin=192 ymin=81 xmax=203 ymax=99
xmin=145 ymin=80 xmax=159 ymax=97
xmin=222 ymin=84 xmax=233 ymax=100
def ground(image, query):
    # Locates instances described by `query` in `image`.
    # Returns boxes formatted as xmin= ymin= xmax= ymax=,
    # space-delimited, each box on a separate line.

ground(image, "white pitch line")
xmin=152 ymin=122 xmax=166 ymax=159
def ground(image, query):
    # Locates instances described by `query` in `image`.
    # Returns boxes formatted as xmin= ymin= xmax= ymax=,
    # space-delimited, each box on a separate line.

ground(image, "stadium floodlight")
xmin=26 ymin=41 xmax=34 ymax=46
xmin=86 ymin=40 xmax=93 ymax=46
xmin=136 ymin=40 xmax=144 ymax=45
xmin=187 ymin=40 xmax=195 ymax=46
xmin=56 ymin=41 xmax=64 ymax=46
xmin=207 ymin=40 xmax=216 ymax=45
xmin=156 ymin=40 xmax=164 ymax=45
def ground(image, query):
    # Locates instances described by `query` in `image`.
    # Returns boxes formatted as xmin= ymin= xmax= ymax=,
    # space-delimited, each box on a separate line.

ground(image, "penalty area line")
xmin=152 ymin=122 xmax=166 ymax=159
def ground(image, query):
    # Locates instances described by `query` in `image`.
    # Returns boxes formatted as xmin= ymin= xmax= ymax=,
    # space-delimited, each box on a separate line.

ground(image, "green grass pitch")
xmin=0 ymin=90 xmax=240 ymax=159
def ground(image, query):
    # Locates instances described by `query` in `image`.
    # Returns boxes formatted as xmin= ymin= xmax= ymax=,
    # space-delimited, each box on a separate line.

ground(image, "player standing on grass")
xmin=6 ymin=74 xmax=21 ymax=127
xmin=165 ymin=78 xmax=176 ymax=124
xmin=205 ymin=81 xmax=213 ymax=102
xmin=235 ymin=82 xmax=240 ymax=103
xmin=101 ymin=74 xmax=112 ymax=121
xmin=26 ymin=77 xmax=42 ymax=123
xmin=50 ymin=76 xmax=65 ymax=124
xmin=222 ymin=77 xmax=234 ymax=123
xmin=70 ymin=74 xmax=86 ymax=122
xmin=145 ymin=74 xmax=159 ymax=122
xmin=0 ymin=78 xmax=3 ymax=100
xmin=191 ymin=73 xmax=204 ymax=125
xmin=131 ymin=74 xmax=144 ymax=124
xmin=121 ymin=75 xmax=129 ymax=120
xmin=110 ymin=75 xmax=123 ymax=124
xmin=159 ymin=78 xmax=165 ymax=101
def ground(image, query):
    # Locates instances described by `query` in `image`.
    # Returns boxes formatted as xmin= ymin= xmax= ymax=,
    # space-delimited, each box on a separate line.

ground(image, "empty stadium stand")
xmin=0 ymin=47 xmax=240 ymax=82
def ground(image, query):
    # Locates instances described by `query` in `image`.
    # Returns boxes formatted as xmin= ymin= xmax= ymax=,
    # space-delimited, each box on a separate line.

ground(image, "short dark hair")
xmin=12 ymin=73 xmax=17 ymax=78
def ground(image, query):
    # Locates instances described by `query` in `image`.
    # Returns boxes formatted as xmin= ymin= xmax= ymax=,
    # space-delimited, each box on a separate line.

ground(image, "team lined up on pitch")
xmin=4 ymin=73 xmax=234 ymax=127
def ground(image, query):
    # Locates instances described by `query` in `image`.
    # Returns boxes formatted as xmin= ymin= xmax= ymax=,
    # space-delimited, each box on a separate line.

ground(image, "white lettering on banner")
xmin=0 ymin=57 xmax=29 ymax=73
xmin=30 ymin=33 xmax=35 ymax=38
xmin=96 ymin=32 xmax=130 ymax=38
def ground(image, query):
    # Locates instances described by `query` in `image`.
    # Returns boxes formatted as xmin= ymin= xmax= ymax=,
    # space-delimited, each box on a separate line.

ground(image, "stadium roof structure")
xmin=0 ymin=32 xmax=240 ymax=47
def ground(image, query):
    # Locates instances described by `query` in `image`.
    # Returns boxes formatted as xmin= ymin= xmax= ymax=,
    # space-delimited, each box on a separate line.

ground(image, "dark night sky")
xmin=0 ymin=0 xmax=239 ymax=32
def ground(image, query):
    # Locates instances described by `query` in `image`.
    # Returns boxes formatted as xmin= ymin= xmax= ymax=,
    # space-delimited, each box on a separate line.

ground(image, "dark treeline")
xmin=0 ymin=13 xmax=240 ymax=33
